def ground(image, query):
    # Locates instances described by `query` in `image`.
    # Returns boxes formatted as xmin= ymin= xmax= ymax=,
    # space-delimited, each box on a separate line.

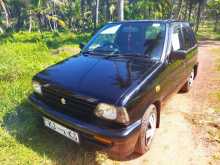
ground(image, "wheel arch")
xmin=193 ymin=63 xmax=199 ymax=79
xmin=152 ymin=101 xmax=161 ymax=128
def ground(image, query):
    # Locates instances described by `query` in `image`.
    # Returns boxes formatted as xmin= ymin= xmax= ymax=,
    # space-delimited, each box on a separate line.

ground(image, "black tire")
xmin=135 ymin=104 xmax=157 ymax=155
xmin=180 ymin=69 xmax=195 ymax=93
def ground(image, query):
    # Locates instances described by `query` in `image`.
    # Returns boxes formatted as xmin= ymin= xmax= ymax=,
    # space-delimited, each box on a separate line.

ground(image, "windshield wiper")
xmin=111 ymin=53 xmax=151 ymax=58
xmin=104 ymin=52 xmax=151 ymax=59
xmin=104 ymin=53 xmax=124 ymax=59
xmin=122 ymin=53 xmax=143 ymax=57
xmin=81 ymin=50 xmax=96 ymax=55
xmin=82 ymin=50 xmax=113 ymax=57
xmin=82 ymin=50 xmax=150 ymax=59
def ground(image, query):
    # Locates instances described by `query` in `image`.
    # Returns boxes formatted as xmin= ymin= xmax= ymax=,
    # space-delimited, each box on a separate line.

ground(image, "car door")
xmin=181 ymin=24 xmax=198 ymax=79
xmin=167 ymin=23 xmax=186 ymax=92
xmin=157 ymin=23 xmax=186 ymax=100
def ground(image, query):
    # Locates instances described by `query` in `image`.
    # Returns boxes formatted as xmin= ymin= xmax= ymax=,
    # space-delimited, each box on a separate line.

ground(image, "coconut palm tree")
xmin=117 ymin=0 xmax=124 ymax=21
xmin=0 ymin=0 xmax=9 ymax=28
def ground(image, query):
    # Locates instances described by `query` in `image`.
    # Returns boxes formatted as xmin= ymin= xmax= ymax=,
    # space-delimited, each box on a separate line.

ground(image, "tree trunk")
xmin=80 ymin=0 xmax=85 ymax=16
xmin=188 ymin=0 xmax=193 ymax=22
xmin=195 ymin=1 xmax=202 ymax=32
xmin=48 ymin=19 xmax=53 ymax=31
xmin=104 ymin=0 xmax=110 ymax=21
xmin=15 ymin=8 xmax=23 ymax=31
xmin=95 ymin=0 xmax=99 ymax=29
xmin=0 ymin=0 xmax=9 ymax=28
xmin=0 ymin=26 xmax=3 ymax=33
xmin=117 ymin=0 xmax=124 ymax=21
xmin=183 ymin=0 xmax=188 ymax=20
xmin=29 ymin=10 xmax=32 ymax=32
xmin=52 ymin=2 xmax=57 ymax=31
xmin=176 ymin=0 xmax=183 ymax=20
xmin=214 ymin=11 xmax=219 ymax=32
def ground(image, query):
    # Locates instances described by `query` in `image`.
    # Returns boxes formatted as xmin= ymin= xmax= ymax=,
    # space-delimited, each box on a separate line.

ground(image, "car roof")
xmin=110 ymin=19 xmax=189 ymax=24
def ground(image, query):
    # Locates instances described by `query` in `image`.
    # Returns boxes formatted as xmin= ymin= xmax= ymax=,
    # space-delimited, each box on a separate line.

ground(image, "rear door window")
xmin=182 ymin=28 xmax=191 ymax=50
xmin=171 ymin=25 xmax=184 ymax=51
xmin=182 ymin=26 xmax=196 ymax=50
xmin=188 ymin=27 xmax=197 ymax=46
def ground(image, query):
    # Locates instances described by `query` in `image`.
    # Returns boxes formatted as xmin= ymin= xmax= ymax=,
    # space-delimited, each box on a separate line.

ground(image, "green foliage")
xmin=125 ymin=0 xmax=172 ymax=20
xmin=0 ymin=32 xmax=102 ymax=165
xmin=197 ymin=22 xmax=220 ymax=40
xmin=0 ymin=31 xmax=91 ymax=49
xmin=208 ymin=0 xmax=220 ymax=13
xmin=207 ymin=0 xmax=220 ymax=32
xmin=0 ymin=0 xmax=215 ymax=33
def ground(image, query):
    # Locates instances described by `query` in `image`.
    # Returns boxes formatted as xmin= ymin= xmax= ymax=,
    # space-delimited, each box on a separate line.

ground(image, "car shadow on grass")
xmin=2 ymin=99 xmax=144 ymax=164
xmin=2 ymin=100 xmax=100 ymax=165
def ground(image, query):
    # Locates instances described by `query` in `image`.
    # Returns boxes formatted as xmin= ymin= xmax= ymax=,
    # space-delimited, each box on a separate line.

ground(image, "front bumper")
xmin=29 ymin=94 xmax=141 ymax=157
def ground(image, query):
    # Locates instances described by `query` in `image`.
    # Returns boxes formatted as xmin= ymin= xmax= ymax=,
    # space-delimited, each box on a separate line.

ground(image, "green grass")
xmin=197 ymin=22 xmax=220 ymax=41
xmin=0 ymin=32 xmax=108 ymax=165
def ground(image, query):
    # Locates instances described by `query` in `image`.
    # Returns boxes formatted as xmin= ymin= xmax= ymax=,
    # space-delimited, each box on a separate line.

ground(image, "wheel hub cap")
xmin=145 ymin=113 xmax=156 ymax=146
xmin=188 ymin=71 xmax=194 ymax=87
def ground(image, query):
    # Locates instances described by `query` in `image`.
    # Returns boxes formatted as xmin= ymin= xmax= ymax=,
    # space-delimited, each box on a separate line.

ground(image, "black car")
xmin=29 ymin=20 xmax=198 ymax=157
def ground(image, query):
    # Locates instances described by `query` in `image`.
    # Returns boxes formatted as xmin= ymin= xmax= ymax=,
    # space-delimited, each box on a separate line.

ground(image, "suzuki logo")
xmin=61 ymin=98 xmax=66 ymax=105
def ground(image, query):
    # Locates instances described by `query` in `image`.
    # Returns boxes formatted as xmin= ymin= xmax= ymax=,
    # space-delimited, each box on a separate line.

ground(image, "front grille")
xmin=40 ymin=85 xmax=97 ymax=121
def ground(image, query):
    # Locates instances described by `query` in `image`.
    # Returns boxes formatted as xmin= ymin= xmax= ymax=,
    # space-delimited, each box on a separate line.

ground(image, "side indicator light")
xmin=155 ymin=85 xmax=160 ymax=93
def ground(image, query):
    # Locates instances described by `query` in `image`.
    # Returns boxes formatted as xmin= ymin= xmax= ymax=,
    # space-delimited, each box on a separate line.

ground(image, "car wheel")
xmin=135 ymin=104 xmax=157 ymax=155
xmin=180 ymin=69 xmax=194 ymax=93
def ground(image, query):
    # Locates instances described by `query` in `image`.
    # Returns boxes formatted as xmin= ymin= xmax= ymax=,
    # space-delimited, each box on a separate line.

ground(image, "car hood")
xmin=35 ymin=54 xmax=159 ymax=104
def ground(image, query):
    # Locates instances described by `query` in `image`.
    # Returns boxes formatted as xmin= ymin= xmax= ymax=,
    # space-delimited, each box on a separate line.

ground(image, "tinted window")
xmin=182 ymin=28 xmax=191 ymax=50
xmin=188 ymin=27 xmax=197 ymax=45
xmin=83 ymin=22 xmax=166 ymax=60
xmin=182 ymin=26 xmax=196 ymax=50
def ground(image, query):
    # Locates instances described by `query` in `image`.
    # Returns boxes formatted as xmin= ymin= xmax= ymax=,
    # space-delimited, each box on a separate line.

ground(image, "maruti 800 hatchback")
xmin=29 ymin=20 xmax=198 ymax=157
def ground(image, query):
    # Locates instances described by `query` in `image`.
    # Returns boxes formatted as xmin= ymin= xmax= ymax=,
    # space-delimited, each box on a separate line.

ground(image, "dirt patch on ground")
xmin=99 ymin=41 xmax=220 ymax=165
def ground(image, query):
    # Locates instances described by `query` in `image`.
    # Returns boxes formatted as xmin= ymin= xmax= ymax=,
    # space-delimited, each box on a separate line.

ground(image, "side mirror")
xmin=79 ymin=42 xmax=85 ymax=49
xmin=190 ymin=22 xmax=194 ymax=28
xmin=169 ymin=50 xmax=187 ymax=61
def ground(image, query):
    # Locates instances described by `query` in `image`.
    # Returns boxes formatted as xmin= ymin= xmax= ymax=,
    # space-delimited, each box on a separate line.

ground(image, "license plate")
xmin=43 ymin=117 xmax=80 ymax=143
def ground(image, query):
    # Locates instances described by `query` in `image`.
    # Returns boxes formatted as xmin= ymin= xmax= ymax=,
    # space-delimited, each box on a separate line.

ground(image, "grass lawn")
xmin=0 ymin=32 xmax=107 ymax=165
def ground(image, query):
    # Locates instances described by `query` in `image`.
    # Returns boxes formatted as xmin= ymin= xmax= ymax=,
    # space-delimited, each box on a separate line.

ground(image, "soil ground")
xmin=102 ymin=41 xmax=220 ymax=165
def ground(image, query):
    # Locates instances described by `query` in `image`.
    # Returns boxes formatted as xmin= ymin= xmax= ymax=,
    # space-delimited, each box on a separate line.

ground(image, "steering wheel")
xmin=102 ymin=42 xmax=119 ymax=50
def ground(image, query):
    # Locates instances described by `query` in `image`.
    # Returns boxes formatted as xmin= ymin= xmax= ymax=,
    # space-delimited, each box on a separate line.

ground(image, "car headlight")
xmin=94 ymin=103 xmax=130 ymax=124
xmin=32 ymin=81 xmax=42 ymax=95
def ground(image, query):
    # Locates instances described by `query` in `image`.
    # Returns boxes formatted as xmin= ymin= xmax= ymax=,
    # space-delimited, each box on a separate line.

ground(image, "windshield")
xmin=83 ymin=22 xmax=166 ymax=60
